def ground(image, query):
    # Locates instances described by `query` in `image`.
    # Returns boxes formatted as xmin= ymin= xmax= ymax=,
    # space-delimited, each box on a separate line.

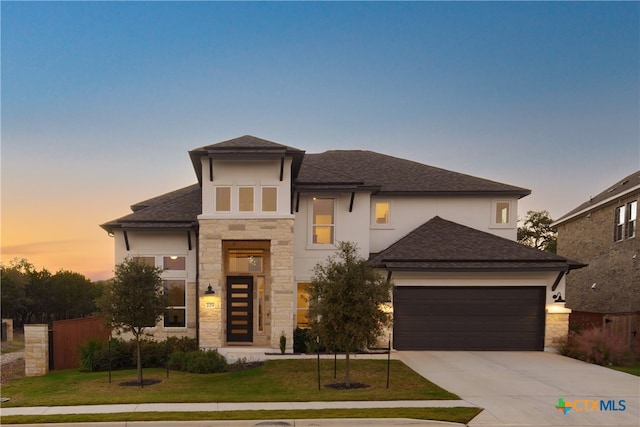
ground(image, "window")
xmin=215 ymin=187 xmax=231 ymax=212
xmin=296 ymin=283 xmax=310 ymax=328
xmin=164 ymin=280 xmax=186 ymax=327
xmin=615 ymin=205 xmax=625 ymax=241
xmin=239 ymin=187 xmax=254 ymax=212
xmin=133 ymin=256 xmax=155 ymax=267
xmin=313 ymin=198 xmax=334 ymax=244
xmin=163 ymin=256 xmax=185 ymax=270
xmin=228 ymin=250 xmax=263 ymax=273
xmin=257 ymin=277 xmax=265 ymax=332
xmin=627 ymin=201 xmax=637 ymax=239
xmin=495 ymin=202 xmax=510 ymax=224
xmin=374 ymin=202 xmax=390 ymax=225
xmin=262 ymin=187 xmax=277 ymax=212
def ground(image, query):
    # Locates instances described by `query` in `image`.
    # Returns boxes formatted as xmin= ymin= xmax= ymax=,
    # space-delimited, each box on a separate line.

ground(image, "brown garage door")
xmin=393 ymin=286 xmax=545 ymax=351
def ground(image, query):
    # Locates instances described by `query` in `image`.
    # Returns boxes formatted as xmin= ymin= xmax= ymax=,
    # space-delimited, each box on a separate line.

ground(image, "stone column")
xmin=2 ymin=318 xmax=14 ymax=342
xmin=545 ymin=309 xmax=571 ymax=348
xmin=24 ymin=324 xmax=49 ymax=377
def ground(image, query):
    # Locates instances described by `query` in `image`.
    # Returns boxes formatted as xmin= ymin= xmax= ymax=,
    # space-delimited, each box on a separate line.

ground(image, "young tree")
xmin=308 ymin=241 xmax=392 ymax=388
xmin=98 ymin=258 xmax=166 ymax=384
xmin=518 ymin=210 xmax=557 ymax=253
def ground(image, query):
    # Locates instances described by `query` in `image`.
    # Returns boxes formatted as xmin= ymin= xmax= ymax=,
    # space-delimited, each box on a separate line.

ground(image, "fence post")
xmin=24 ymin=324 xmax=49 ymax=377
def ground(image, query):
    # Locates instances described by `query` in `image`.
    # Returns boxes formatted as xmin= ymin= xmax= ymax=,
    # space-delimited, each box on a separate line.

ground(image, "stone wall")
xmin=2 ymin=318 xmax=14 ymax=342
xmin=199 ymin=218 xmax=295 ymax=350
xmin=545 ymin=311 xmax=570 ymax=348
xmin=24 ymin=324 xmax=49 ymax=377
xmin=556 ymin=192 xmax=640 ymax=313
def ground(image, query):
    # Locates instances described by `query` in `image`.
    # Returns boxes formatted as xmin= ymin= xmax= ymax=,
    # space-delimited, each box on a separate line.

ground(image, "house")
xmin=101 ymin=135 xmax=582 ymax=351
xmin=552 ymin=171 xmax=640 ymax=351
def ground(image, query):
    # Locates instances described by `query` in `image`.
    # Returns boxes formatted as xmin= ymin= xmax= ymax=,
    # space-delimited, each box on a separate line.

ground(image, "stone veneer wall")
xmin=545 ymin=311 xmax=570 ymax=348
xmin=2 ymin=318 xmax=14 ymax=342
xmin=24 ymin=324 xmax=49 ymax=377
xmin=199 ymin=218 xmax=295 ymax=350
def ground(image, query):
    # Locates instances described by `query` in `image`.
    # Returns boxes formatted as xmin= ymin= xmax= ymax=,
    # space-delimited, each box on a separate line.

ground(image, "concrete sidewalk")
xmin=0 ymin=401 xmax=476 ymax=427
xmin=0 ymin=399 xmax=475 ymax=416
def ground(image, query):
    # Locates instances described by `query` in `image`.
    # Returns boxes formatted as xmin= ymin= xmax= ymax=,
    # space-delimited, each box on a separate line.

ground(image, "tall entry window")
xmin=313 ymin=198 xmax=335 ymax=244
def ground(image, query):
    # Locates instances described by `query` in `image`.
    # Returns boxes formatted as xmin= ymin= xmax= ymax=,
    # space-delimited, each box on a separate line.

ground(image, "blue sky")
xmin=2 ymin=1 xmax=639 ymax=279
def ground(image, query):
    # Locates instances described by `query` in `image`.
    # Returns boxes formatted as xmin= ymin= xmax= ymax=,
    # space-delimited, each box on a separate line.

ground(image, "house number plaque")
xmin=206 ymin=302 xmax=215 ymax=309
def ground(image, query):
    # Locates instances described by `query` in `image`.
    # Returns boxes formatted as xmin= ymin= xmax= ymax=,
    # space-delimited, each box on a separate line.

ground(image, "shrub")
xmin=558 ymin=327 xmax=637 ymax=366
xmin=178 ymin=349 xmax=228 ymax=373
xmin=77 ymin=336 xmax=197 ymax=372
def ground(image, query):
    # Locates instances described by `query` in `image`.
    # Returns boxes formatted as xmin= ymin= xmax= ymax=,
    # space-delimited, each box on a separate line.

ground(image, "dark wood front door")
xmin=226 ymin=276 xmax=253 ymax=343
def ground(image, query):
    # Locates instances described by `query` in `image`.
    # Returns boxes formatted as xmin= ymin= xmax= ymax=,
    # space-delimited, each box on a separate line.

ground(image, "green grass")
xmin=0 ymin=359 xmax=458 ymax=408
xmin=1 ymin=407 xmax=483 ymax=425
xmin=611 ymin=362 xmax=640 ymax=376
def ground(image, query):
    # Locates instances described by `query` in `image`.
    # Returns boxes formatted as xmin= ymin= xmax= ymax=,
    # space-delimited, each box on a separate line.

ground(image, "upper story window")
xmin=495 ymin=202 xmax=510 ymax=224
xmin=615 ymin=205 xmax=625 ymax=241
xmin=627 ymin=201 xmax=637 ymax=238
xmin=616 ymin=201 xmax=637 ymax=241
xmin=215 ymin=187 xmax=231 ymax=212
xmin=262 ymin=187 xmax=277 ymax=212
xmin=239 ymin=187 xmax=254 ymax=212
xmin=491 ymin=200 xmax=513 ymax=227
xmin=312 ymin=198 xmax=335 ymax=245
xmin=374 ymin=202 xmax=390 ymax=225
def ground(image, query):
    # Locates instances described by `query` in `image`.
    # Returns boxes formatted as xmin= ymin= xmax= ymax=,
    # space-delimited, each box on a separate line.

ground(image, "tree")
xmin=97 ymin=258 xmax=166 ymax=384
xmin=308 ymin=241 xmax=392 ymax=388
xmin=518 ymin=210 xmax=557 ymax=254
xmin=50 ymin=270 xmax=102 ymax=320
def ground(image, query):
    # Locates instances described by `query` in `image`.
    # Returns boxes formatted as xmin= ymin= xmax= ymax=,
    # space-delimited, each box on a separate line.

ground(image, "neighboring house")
xmin=553 ymin=171 xmax=640 ymax=352
xmin=101 ymin=135 xmax=582 ymax=352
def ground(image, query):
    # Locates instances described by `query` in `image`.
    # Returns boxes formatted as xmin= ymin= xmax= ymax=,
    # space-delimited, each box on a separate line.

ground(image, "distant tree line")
xmin=0 ymin=258 xmax=105 ymax=327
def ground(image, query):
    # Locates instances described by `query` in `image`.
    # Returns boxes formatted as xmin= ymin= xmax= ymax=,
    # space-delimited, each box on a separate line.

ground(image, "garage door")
xmin=393 ymin=286 xmax=545 ymax=351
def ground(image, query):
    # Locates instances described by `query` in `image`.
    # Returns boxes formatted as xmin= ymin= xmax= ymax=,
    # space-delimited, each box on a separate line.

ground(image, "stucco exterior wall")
xmin=111 ymin=230 xmax=197 ymax=340
xmin=293 ymin=192 xmax=371 ymax=281
xmin=370 ymin=196 xmax=519 ymax=253
xmin=556 ymin=192 xmax=640 ymax=313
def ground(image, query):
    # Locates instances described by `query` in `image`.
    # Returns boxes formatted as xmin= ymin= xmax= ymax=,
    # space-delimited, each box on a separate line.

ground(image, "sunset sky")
xmin=2 ymin=2 xmax=638 ymax=280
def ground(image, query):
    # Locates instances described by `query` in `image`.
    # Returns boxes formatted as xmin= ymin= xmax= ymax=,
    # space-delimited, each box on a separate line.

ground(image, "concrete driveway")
xmin=398 ymin=351 xmax=639 ymax=427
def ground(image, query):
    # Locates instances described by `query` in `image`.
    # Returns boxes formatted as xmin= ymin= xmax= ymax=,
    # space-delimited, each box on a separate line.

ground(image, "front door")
xmin=226 ymin=276 xmax=253 ymax=343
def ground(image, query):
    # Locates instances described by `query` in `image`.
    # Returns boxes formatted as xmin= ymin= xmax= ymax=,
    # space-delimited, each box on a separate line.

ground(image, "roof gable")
xmin=371 ymin=216 xmax=583 ymax=271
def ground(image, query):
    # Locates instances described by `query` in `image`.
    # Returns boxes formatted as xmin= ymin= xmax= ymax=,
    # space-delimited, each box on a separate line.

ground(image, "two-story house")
xmin=101 ymin=135 xmax=582 ymax=352
xmin=553 ymin=171 xmax=640 ymax=352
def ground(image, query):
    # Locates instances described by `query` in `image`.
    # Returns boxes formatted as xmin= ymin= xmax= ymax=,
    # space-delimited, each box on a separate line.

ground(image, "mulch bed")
xmin=119 ymin=378 xmax=162 ymax=387
xmin=324 ymin=382 xmax=370 ymax=389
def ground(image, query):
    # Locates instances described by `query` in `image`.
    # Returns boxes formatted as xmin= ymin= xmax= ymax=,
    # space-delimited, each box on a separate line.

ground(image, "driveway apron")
xmin=398 ymin=351 xmax=640 ymax=426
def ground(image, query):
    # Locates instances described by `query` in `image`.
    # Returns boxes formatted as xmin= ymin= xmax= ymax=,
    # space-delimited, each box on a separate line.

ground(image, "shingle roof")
xmin=189 ymin=135 xmax=305 ymax=183
xmin=297 ymin=151 xmax=530 ymax=196
xmin=102 ymin=137 xmax=532 ymax=232
xmin=100 ymin=185 xmax=201 ymax=233
xmin=554 ymin=170 xmax=640 ymax=225
xmin=370 ymin=216 xmax=584 ymax=272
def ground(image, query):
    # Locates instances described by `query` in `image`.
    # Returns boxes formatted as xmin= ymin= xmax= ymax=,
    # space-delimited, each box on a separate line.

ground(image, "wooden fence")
xmin=52 ymin=316 xmax=110 ymax=370
xmin=570 ymin=311 xmax=640 ymax=354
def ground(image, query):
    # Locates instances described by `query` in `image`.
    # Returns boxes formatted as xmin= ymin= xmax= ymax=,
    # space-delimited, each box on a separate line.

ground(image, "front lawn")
xmin=611 ymin=362 xmax=640 ymax=376
xmin=0 ymin=359 xmax=458 ymax=407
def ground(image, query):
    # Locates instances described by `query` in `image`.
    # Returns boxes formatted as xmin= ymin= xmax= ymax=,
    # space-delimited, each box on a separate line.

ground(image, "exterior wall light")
xmin=552 ymin=292 xmax=566 ymax=303
xmin=205 ymin=285 xmax=215 ymax=295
